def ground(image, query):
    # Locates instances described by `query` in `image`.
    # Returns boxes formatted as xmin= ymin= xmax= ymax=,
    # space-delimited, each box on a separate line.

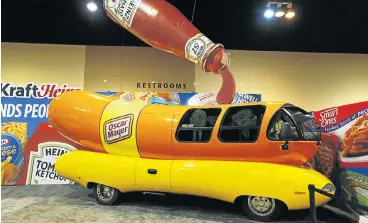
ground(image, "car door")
xmin=266 ymin=108 xmax=319 ymax=164
xmin=134 ymin=111 xmax=174 ymax=192
xmin=171 ymin=107 xmax=224 ymax=198
xmin=135 ymin=158 xmax=173 ymax=192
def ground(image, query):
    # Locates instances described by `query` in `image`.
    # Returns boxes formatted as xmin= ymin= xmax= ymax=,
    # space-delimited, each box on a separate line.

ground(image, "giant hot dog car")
xmin=49 ymin=90 xmax=335 ymax=221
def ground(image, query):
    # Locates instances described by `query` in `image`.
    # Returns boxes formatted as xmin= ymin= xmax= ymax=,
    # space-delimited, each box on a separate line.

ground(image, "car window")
xmin=267 ymin=107 xmax=321 ymax=141
xmin=267 ymin=110 xmax=299 ymax=141
xmin=176 ymin=108 xmax=221 ymax=143
xmin=284 ymin=107 xmax=321 ymax=141
xmin=218 ymin=105 xmax=265 ymax=143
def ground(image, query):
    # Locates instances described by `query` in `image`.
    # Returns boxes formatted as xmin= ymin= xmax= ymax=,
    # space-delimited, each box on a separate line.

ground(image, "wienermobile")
xmin=50 ymin=90 xmax=335 ymax=222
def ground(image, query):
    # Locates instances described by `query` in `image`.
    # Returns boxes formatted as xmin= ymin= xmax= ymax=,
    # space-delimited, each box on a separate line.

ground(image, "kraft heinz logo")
xmin=1 ymin=83 xmax=81 ymax=99
xmin=104 ymin=115 xmax=134 ymax=144
xmin=1 ymin=138 xmax=9 ymax=146
xmin=319 ymin=107 xmax=339 ymax=127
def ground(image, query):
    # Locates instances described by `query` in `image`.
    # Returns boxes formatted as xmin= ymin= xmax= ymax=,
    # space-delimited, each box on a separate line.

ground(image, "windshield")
xmin=284 ymin=107 xmax=321 ymax=141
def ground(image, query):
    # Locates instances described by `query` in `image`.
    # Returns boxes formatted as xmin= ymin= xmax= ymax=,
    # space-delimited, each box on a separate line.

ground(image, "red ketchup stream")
xmin=217 ymin=68 xmax=236 ymax=104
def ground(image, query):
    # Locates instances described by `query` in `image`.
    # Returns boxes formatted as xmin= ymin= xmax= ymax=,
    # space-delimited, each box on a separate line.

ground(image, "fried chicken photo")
xmin=342 ymin=115 xmax=368 ymax=157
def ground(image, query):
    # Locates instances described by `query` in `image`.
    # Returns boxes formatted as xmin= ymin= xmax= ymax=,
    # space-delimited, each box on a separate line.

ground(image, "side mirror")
xmin=280 ymin=122 xmax=292 ymax=140
xmin=280 ymin=122 xmax=292 ymax=151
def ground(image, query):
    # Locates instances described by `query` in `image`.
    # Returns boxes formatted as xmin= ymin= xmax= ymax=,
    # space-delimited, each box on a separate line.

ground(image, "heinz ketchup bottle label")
xmin=185 ymin=33 xmax=215 ymax=65
xmin=26 ymin=142 xmax=76 ymax=185
xmin=16 ymin=122 xmax=90 ymax=185
xmin=104 ymin=0 xmax=141 ymax=27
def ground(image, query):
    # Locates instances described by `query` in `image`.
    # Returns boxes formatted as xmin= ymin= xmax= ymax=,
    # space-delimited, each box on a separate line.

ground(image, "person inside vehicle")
xmin=268 ymin=112 xmax=299 ymax=140
xmin=230 ymin=109 xmax=257 ymax=139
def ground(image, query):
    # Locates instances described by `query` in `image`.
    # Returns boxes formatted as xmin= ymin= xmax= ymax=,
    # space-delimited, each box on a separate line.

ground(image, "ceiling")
xmin=2 ymin=0 xmax=368 ymax=53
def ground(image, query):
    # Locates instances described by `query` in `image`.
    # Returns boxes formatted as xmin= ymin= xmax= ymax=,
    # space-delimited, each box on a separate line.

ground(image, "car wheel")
xmin=93 ymin=184 xmax=120 ymax=205
xmin=241 ymin=196 xmax=284 ymax=222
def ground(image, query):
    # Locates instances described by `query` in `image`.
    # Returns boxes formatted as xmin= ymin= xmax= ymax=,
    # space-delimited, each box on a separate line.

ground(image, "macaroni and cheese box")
xmin=1 ymin=122 xmax=27 ymax=185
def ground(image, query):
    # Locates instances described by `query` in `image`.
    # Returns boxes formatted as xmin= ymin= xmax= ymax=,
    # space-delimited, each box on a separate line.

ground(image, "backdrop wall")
xmin=2 ymin=42 xmax=368 ymax=110
xmin=83 ymin=46 xmax=195 ymax=92
xmin=1 ymin=43 xmax=86 ymax=88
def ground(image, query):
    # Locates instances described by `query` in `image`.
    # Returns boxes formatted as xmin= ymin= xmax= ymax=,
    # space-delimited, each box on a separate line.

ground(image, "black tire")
xmin=241 ymin=196 xmax=285 ymax=222
xmin=93 ymin=184 xmax=120 ymax=205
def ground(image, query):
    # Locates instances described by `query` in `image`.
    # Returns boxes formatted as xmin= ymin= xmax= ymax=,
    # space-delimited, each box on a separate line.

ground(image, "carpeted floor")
xmin=1 ymin=185 xmax=353 ymax=223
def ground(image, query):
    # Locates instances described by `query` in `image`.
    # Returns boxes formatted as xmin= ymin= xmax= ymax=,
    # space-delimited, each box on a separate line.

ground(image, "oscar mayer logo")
xmin=104 ymin=114 xmax=134 ymax=144
xmin=319 ymin=107 xmax=339 ymax=127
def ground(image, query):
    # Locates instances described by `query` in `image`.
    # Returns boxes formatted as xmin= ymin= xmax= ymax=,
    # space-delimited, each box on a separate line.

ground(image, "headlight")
xmin=322 ymin=183 xmax=336 ymax=193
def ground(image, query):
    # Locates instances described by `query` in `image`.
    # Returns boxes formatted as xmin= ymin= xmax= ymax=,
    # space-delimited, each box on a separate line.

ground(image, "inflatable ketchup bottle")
xmin=104 ymin=0 xmax=236 ymax=104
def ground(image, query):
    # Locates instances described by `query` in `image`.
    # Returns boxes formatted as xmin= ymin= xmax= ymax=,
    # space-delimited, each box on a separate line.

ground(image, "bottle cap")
xmin=202 ymin=44 xmax=231 ymax=74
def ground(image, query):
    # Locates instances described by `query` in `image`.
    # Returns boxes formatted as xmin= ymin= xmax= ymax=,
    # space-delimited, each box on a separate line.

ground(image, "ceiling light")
xmin=264 ymin=1 xmax=295 ymax=20
xmin=285 ymin=11 xmax=296 ymax=19
xmin=103 ymin=80 xmax=107 ymax=83
xmin=264 ymin=9 xmax=275 ymax=18
xmin=87 ymin=2 xmax=98 ymax=12
xmin=275 ymin=11 xmax=285 ymax=17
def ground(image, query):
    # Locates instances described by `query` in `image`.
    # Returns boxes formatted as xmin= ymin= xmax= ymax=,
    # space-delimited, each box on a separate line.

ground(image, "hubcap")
xmin=96 ymin=184 xmax=114 ymax=200
xmin=248 ymin=196 xmax=276 ymax=216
